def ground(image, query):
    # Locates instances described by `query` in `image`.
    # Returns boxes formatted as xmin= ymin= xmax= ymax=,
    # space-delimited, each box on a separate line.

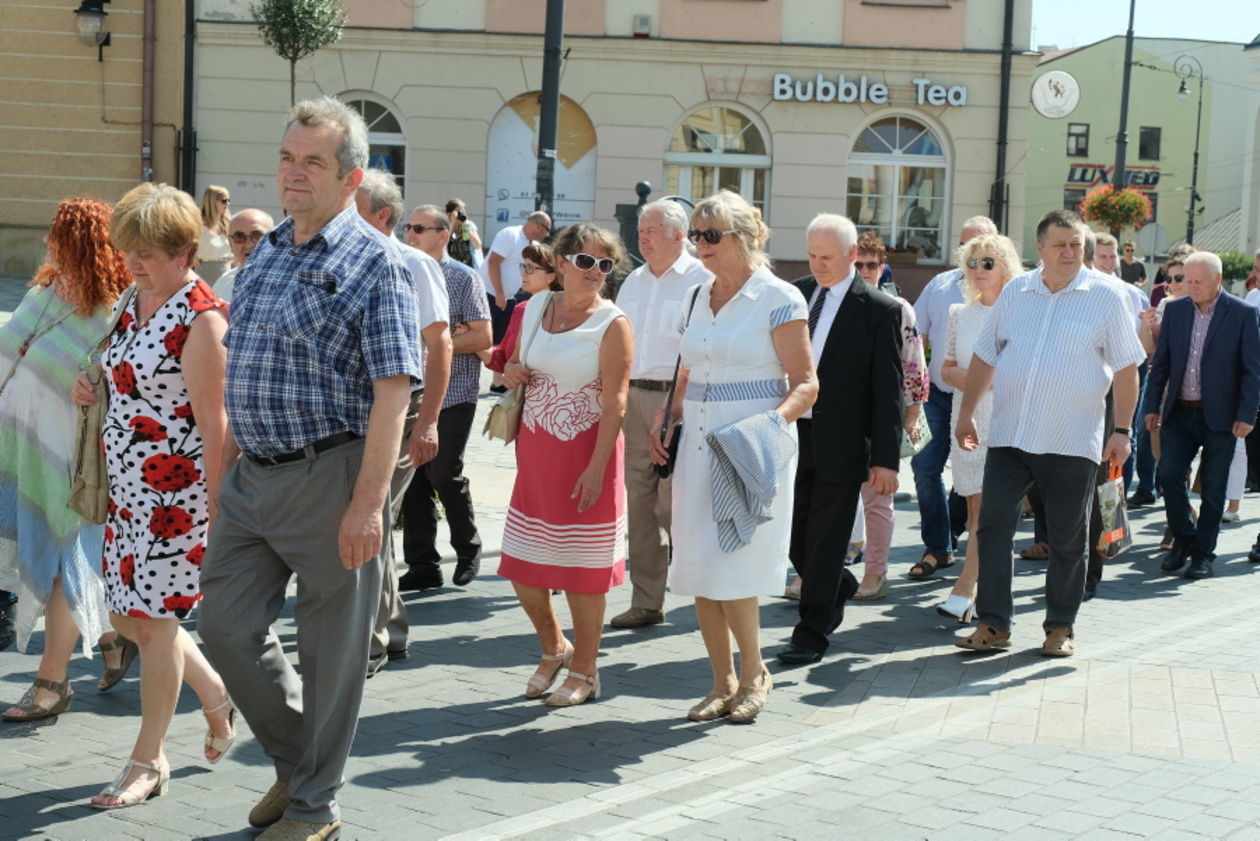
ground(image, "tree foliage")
xmin=1219 ymin=250 xmax=1253 ymax=281
xmin=250 ymin=0 xmax=347 ymax=104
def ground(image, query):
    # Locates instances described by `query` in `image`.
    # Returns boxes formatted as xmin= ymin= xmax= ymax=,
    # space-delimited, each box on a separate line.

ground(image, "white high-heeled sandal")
xmin=936 ymin=593 xmax=975 ymax=624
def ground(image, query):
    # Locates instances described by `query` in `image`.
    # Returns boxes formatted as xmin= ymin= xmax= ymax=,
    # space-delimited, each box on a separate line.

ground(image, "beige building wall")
xmin=0 ymin=0 xmax=184 ymax=277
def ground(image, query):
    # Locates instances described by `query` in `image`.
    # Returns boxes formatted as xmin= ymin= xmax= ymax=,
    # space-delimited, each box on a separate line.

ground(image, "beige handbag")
xmin=69 ymin=287 xmax=135 ymax=524
xmin=483 ymin=294 xmax=546 ymax=444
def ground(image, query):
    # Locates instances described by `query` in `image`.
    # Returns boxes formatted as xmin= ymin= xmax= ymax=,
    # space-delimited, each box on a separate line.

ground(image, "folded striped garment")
xmin=707 ymin=410 xmax=796 ymax=552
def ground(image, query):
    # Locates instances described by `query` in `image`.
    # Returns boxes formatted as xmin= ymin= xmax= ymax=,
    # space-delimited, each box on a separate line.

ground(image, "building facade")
xmin=194 ymin=0 xmax=1036 ymax=284
xmin=1024 ymin=37 xmax=1250 ymax=261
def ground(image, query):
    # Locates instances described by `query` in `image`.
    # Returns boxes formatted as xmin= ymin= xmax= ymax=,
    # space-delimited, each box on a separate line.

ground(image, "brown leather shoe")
xmin=610 ymin=607 xmax=664 ymax=628
xmin=249 ymin=780 xmax=290 ymax=829
xmin=257 ymin=818 xmax=341 ymax=841
xmin=1041 ymin=626 xmax=1075 ymax=657
xmin=955 ymin=623 xmax=1012 ymax=651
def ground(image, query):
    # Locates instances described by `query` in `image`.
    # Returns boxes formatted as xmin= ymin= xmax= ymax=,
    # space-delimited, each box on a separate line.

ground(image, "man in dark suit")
xmin=777 ymin=214 xmax=904 ymax=665
xmin=1146 ymin=251 xmax=1260 ymax=580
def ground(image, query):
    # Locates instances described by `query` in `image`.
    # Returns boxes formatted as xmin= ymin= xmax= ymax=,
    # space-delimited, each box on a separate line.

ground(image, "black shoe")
xmin=1249 ymin=538 xmax=1260 ymax=564
xmin=386 ymin=646 xmax=409 ymax=661
xmin=1127 ymin=490 xmax=1157 ymax=508
xmin=398 ymin=568 xmax=443 ymax=591
xmin=1184 ymin=555 xmax=1214 ymax=580
xmin=776 ymin=644 xmax=822 ymax=666
xmin=1082 ymin=585 xmax=1097 ymax=602
xmin=452 ymin=555 xmax=481 ymax=587
xmin=0 ymin=598 xmax=14 ymax=652
xmin=1160 ymin=543 xmax=1192 ymax=572
xmin=366 ymin=650 xmax=389 ymax=678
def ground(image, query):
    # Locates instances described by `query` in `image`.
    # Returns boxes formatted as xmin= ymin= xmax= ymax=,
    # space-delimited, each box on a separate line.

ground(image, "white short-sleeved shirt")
xmin=618 ymin=251 xmax=712 ymax=381
xmin=913 ymin=268 xmax=966 ymax=393
xmin=486 ymin=225 xmax=531 ymax=297
xmin=972 ymin=266 xmax=1147 ymax=463
xmin=370 ymin=232 xmax=450 ymax=388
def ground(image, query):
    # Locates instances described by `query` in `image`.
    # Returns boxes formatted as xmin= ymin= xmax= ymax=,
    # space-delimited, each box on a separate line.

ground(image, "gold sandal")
xmin=203 ymin=697 xmax=237 ymax=764
xmin=544 ymin=670 xmax=600 ymax=706
xmin=98 ymin=634 xmax=139 ymax=692
xmin=3 ymin=677 xmax=72 ymax=722
xmin=524 ymin=640 xmax=573 ymax=698
xmin=687 ymin=691 xmax=734 ymax=721
xmin=728 ymin=667 xmax=772 ymax=724
xmin=90 ymin=759 xmax=169 ymax=809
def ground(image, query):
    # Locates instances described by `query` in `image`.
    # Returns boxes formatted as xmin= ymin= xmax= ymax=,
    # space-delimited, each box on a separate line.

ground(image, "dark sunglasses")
xmin=569 ymin=252 xmax=615 ymax=274
xmin=521 ymin=263 xmax=552 ymax=275
xmin=687 ymin=228 xmax=736 ymax=245
xmin=854 ymin=261 xmax=881 ymax=271
xmin=966 ymin=257 xmax=997 ymax=271
xmin=230 ymin=230 xmax=264 ymax=244
xmin=1124 ymin=247 xmax=1135 ymax=252
xmin=1170 ymin=273 xmax=1186 ymax=283
xmin=404 ymin=223 xmax=445 ymax=234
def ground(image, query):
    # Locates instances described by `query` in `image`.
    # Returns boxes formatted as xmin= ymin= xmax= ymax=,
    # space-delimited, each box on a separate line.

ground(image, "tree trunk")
xmin=289 ymin=58 xmax=296 ymax=106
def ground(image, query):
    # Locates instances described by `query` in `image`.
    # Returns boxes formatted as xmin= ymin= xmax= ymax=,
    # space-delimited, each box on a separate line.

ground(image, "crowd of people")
xmin=1 ymin=94 xmax=1258 ymax=841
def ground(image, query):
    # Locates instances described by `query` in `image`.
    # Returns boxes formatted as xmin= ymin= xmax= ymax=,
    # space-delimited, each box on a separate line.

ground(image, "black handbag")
xmin=654 ymin=287 xmax=702 ymax=479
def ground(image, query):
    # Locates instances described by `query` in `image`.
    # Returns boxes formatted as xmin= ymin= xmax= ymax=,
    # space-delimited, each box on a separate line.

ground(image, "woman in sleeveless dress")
xmin=499 ymin=223 xmax=632 ymax=707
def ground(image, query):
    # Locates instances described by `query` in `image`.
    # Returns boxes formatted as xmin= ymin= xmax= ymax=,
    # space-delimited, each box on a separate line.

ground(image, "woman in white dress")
xmin=650 ymin=191 xmax=816 ymax=724
xmin=936 ymin=234 xmax=1022 ymax=621
xmin=196 ymin=186 xmax=232 ymax=285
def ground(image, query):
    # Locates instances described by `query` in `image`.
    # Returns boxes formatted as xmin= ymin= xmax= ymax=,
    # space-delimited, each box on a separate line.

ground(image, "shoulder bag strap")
xmin=659 ymin=286 xmax=703 ymax=445
xmin=84 ymin=285 xmax=137 ymax=370
xmin=518 ymin=291 xmax=547 ymax=369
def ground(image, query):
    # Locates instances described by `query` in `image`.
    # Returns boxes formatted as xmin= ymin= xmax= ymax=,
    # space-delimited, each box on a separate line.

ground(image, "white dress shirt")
xmin=913 ymin=267 xmax=966 ymax=393
xmin=618 ymin=251 xmax=711 ymax=380
xmin=800 ymin=271 xmax=854 ymax=420
xmin=972 ymin=266 xmax=1147 ymax=463
xmin=486 ymin=225 xmax=530 ymax=297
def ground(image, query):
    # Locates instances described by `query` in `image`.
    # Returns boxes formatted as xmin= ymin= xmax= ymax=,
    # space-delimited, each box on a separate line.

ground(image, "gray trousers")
xmin=623 ymin=385 xmax=672 ymax=611
xmin=975 ymin=446 xmax=1098 ymax=633
xmin=199 ymin=438 xmax=384 ymax=824
xmin=371 ymin=397 xmax=422 ymax=658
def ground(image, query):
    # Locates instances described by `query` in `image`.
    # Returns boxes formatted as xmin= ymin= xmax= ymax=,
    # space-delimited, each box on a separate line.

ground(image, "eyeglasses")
xmin=404 ymin=224 xmax=445 ymax=234
xmin=230 ymin=230 xmax=264 ymax=244
xmin=219 ymin=198 xmax=231 ymax=205
xmin=568 ymin=252 xmax=615 ymax=274
xmin=521 ymin=263 xmax=552 ymax=275
xmin=1124 ymin=247 xmax=1134 ymax=252
xmin=854 ymin=261 xmax=881 ymax=271
xmin=687 ymin=229 xmax=736 ymax=245
xmin=966 ymin=257 xmax=997 ymax=271
xmin=1170 ymin=274 xmax=1186 ymax=283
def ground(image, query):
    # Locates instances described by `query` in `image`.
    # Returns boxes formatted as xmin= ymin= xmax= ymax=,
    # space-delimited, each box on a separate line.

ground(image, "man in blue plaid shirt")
xmin=199 ymin=96 xmax=421 ymax=841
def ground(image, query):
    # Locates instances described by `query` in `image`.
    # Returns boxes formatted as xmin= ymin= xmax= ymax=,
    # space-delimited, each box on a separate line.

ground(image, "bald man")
xmin=214 ymin=208 xmax=276 ymax=301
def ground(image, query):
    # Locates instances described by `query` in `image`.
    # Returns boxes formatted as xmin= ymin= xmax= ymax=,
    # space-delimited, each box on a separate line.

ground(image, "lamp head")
xmin=73 ymin=0 xmax=109 ymax=48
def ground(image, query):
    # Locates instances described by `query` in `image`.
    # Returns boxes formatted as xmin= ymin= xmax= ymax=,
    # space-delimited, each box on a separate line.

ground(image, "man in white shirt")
xmin=213 ymin=208 xmax=275 ymax=301
xmin=609 ymin=200 xmax=711 ymax=629
xmin=955 ymin=209 xmax=1145 ymax=658
xmin=486 ymin=211 xmax=552 ymax=333
xmin=909 ymin=216 xmax=997 ymax=576
xmin=355 ymin=170 xmax=452 ymax=676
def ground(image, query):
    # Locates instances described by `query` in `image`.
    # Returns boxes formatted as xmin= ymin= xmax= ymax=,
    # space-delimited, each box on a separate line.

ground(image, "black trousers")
xmin=401 ymin=402 xmax=481 ymax=570
xmin=788 ymin=419 xmax=861 ymax=655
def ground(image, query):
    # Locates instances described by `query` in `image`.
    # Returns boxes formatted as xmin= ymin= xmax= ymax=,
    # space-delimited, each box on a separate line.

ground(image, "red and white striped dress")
xmin=497 ymin=291 xmax=627 ymax=594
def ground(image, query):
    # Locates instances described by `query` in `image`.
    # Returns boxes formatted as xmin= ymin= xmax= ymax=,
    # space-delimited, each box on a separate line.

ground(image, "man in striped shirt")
xmin=953 ymin=209 xmax=1146 ymax=658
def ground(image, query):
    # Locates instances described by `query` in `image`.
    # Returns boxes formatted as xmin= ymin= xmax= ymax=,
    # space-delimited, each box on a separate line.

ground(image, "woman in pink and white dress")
xmin=499 ymin=223 xmax=632 ymax=708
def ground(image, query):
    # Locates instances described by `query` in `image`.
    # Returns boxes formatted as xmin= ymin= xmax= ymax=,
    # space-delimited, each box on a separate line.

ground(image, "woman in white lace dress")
xmin=936 ymin=234 xmax=1022 ymax=622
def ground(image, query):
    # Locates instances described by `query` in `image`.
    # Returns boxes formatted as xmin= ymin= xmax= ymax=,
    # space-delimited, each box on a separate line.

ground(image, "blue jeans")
xmin=1157 ymin=404 xmax=1235 ymax=560
xmin=1126 ymin=362 xmax=1157 ymax=495
xmin=911 ymin=384 xmax=955 ymax=555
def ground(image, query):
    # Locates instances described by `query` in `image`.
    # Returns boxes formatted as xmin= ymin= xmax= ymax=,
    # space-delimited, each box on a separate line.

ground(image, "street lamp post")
xmin=1175 ymin=55 xmax=1205 ymax=246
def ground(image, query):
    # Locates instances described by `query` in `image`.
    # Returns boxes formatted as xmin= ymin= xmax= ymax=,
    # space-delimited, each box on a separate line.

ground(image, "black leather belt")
xmin=1177 ymin=399 xmax=1203 ymax=409
xmin=249 ymin=431 xmax=361 ymax=467
xmin=629 ymin=379 xmax=671 ymax=392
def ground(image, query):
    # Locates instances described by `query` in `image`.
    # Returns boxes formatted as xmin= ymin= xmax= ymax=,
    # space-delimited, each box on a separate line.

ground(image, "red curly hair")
xmin=32 ymin=197 xmax=132 ymax=316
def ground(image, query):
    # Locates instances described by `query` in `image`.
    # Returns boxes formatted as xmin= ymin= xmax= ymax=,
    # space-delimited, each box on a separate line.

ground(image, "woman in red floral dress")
xmin=73 ymin=184 xmax=235 ymax=809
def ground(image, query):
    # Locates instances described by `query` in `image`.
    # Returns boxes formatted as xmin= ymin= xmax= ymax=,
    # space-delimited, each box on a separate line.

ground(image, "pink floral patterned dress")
xmin=498 ymin=291 xmax=628 ymax=594
xmin=100 ymin=279 xmax=225 ymax=619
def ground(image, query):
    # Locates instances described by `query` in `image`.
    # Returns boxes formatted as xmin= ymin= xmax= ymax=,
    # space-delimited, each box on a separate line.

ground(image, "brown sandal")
xmin=3 ymin=677 xmax=73 ymax=722
xmin=955 ymin=624 xmax=1012 ymax=652
xmin=98 ymin=635 xmax=139 ymax=692
xmin=1019 ymin=542 xmax=1050 ymax=561
xmin=908 ymin=552 xmax=953 ymax=579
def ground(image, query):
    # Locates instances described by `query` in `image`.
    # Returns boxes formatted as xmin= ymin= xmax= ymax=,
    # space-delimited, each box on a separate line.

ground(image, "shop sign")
xmin=772 ymin=73 xmax=967 ymax=106
xmin=1066 ymin=163 xmax=1160 ymax=189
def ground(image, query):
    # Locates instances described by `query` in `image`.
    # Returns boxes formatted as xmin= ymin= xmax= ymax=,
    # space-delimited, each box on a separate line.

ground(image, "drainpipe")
xmin=141 ymin=0 xmax=155 ymax=181
xmin=178 ymin=0 xmax=197 ymax=193
xmin=988 ymin=0 xmax=1014 ymax=231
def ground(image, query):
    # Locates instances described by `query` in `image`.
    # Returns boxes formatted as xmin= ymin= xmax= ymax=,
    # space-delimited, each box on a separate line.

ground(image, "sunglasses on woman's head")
xmin=966 ymin=257 xmax=997 ymax=271
xmin=854 ymin=261 xmax=881 ymax=271
xmin=569 ymin=252 xmax=615 ymax=274
xmin=687 ymin=228 xmax=736 ymax=245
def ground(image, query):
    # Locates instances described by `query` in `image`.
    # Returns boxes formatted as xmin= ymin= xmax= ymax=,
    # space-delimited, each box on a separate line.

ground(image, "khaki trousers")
xmin=623 ymin=385 xmax=673 ymax=611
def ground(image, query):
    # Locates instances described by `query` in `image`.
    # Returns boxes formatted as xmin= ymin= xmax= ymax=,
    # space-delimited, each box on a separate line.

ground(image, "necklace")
xmin=548 ymin=295 xmax=597 ymax=332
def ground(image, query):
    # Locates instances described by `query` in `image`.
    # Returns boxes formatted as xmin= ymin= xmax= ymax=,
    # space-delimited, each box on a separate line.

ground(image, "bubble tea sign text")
xmin=772 ymin=73 xmax=968 ymax=107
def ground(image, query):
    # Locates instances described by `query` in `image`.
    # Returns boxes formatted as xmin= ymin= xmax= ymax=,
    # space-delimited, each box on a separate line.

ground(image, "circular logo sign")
xmin=1030 ymin=70 xmax=1081 ymax=119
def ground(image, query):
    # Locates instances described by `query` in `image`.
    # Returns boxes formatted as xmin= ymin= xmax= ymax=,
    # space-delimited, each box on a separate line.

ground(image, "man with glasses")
xmin=1120 ymin=241 xmax=1147 ymax=287
xmin=485 ymin=211 xmax=553 ymax=389
xmin=399 ymin=204 xmax=492 ymax=593
xmin=213 ymin=208 xmax=275 ymax=301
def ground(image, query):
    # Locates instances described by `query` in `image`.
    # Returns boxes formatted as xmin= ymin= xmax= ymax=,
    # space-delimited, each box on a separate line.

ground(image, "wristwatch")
xmin=1113 ymin=427 xmax=1131 ymax=436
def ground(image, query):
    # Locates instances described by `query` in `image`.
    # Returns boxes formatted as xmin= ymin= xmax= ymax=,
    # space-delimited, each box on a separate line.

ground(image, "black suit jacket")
xmin=795 ymin=275 xmax=904 ymax=484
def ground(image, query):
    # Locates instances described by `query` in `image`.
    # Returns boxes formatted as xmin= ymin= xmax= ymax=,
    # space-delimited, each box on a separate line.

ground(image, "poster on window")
xmin=484 ymin=92 xmax=597 ymax=243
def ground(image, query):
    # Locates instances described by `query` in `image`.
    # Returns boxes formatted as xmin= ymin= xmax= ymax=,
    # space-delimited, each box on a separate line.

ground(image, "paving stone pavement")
xmin=2 ymin=271 xmax=1260 ymax=840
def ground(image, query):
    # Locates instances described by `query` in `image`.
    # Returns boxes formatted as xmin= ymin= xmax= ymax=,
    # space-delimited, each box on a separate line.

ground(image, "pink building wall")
xmin=842 ymin=0 xmax=965 ymax=50
xmin=344 ymin=0 xmax=410 ymax=30
xmin=660 ymin=0 xmax=783 ymax=42
xmin=485 ymin=0 xmax=606 ymax=36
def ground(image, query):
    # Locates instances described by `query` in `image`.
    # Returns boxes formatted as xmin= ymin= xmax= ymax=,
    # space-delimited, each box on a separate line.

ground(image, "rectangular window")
xmin=1139 ymin=127 xmax=1161 ymax=160
xmin=1067 ymin=123 xmax=1089 ymax=157
xmin=1064 ymin=189 xmax=1086 ymax=213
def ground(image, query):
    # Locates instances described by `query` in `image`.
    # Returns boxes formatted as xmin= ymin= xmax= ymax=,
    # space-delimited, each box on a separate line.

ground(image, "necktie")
xmin=808 ymin=286 xmax=829 ymax=338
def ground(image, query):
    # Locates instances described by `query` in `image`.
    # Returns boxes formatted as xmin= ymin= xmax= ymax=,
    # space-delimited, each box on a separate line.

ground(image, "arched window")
xmin=665 ymin=105 xmax=770 ymax=214
xmin=342 ymin=93 xmax=407 ymax=195
xmin=847 ymin=116 xmax=949 ymax=261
